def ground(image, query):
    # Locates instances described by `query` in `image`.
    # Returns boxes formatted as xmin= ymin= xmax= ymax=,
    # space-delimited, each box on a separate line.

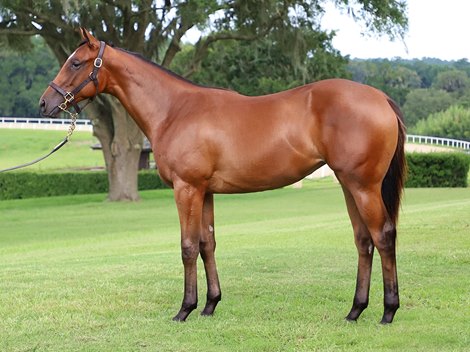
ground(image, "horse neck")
xmin=103 ymin=47 xmax=196 ymax=140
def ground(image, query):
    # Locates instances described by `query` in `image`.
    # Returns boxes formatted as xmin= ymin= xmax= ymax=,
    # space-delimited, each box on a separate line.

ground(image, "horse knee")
xmin=200 ymin=236 xmax=215 ymax=252
xmin=181 ymin=240 xmax=199 ymax=264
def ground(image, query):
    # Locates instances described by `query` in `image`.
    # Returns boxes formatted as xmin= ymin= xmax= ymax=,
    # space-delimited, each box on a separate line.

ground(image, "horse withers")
xmin=40 ymin=28 xmax=406 ymax=324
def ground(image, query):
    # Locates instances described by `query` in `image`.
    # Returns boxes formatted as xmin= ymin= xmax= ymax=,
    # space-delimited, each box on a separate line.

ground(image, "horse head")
xmin=39 ymin=28 xmax=106 ymax=117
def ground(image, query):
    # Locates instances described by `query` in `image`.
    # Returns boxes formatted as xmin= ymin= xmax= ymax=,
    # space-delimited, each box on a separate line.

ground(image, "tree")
xmin=172 ymin=31 xmax=349 ymax=95
xmin=348 ymin=59 xmax=421 ymax=105
xmin=413 ymin=105 xmax=470 ymax=142
xmin=403 ymin=88 xmax=455 ymax=127
xmin=0 ymin=37 xmax=58 ymax=117
xmin=432 ymin=69 xmax=470 ymax=96
xmin=399 ymin=58 xmax=451 ymax=89
xmin=0 ymin=0 xmax=408 ymax=200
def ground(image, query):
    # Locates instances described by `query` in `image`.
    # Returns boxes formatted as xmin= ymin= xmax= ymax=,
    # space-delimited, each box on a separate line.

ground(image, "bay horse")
xmin=40 ymin=28 xmax=406 ymax=324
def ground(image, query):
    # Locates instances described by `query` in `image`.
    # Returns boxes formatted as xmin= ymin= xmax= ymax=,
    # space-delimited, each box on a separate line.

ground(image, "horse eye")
xmin=71 ymin=60 xmax=82 ymax=69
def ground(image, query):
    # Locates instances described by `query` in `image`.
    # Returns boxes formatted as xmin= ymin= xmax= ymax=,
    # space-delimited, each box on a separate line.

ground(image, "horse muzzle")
xmin=39 ymin=91 xmax=63 ymax=118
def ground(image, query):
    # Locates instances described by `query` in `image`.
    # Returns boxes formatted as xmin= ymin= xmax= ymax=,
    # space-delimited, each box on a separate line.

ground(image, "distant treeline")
xmin=349 ymin=58 xmax=470 ymax=137
xmin=1 ymin=37 xmax=469 ymax=141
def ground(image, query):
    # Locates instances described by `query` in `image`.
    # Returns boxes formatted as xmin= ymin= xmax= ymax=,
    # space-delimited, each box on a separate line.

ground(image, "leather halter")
xmin=49 ymin=41 xmax=106 ymax=114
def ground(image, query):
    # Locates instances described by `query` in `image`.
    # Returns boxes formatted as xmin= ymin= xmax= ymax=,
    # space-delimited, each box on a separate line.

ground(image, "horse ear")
xmin=79 ymin=27 xmax=99 ymax=48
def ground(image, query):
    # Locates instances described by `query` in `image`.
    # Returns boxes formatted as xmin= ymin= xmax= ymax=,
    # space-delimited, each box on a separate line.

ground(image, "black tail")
xmin=382 ymin=99 xmax=407 ymax=226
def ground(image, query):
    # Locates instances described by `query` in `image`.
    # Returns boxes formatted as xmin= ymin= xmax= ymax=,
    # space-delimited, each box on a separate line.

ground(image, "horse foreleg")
xmin=172 ymin=182 xmax=205 ymax=322
xmin=200 ymin=193 xmax=222 ymax=316
xmin=340 ymin=183 xmax=375 ymax=322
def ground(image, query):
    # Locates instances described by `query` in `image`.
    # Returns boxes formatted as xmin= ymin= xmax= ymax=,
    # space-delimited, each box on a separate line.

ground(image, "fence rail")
xmin=406 ymin=134 xmax=470 ymax=151
xmin=0 ymin=116 xmax=92 ymax=131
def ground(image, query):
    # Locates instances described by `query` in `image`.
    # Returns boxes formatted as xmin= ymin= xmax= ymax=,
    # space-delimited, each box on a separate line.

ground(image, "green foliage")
xmin=0 ymin=37 xmax=58 ymax=117
xmin=432 ymin=69 xmax=470 ymax=95
xmin=0 ymin=0 xmax=409 ymax=69
xmin=403 ymin=88 xmax=455 ymax=127
xmin=0 ymin=0 xmax=409 ymax=109
xmin=349 ymin=59 xmax=421 ymax=105
xmin=413 ymin=105 xmax=470 ymax=141
xmin=138 ymin=170 xmax=168 ymax=190
xmin=172 ymin=33 xmax=349 ymax=95
xmin=406 ymin=153 xmax=470 ymax=187
xmin=349 ymin=59 xmax=470 ymax=119
xmin=0 ymin=171 xmax=167 ymax=200
xmin=399 ymin=58 xmax=451 ymax=88
xmin=334 ymin=0 xmax=408 ymax=39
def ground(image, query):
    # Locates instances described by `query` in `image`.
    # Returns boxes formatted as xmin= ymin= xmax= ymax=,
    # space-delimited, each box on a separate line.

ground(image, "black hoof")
xmin=380 ymin=313 xmax=395 ymax=324
xmin=200 ymin=310 xmax=214 ymax=317
xmin=172 ymin=314 xmax=187 ymax=322
xmin=201 ymin=295 xmax=221 ymax=317
xmin=380 ymin=303 xmax=399 ymax=324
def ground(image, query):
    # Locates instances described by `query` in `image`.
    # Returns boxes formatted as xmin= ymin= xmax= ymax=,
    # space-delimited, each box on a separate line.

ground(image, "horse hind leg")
xmin=339 ymin=175 xmax=399 ymax=324
xmin=339 ymin=182 xmax=375 ymax=322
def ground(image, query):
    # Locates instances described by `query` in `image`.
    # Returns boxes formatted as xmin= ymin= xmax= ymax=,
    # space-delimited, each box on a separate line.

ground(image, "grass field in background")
xmin=1 ymin=182 xmax=469 ymax=351
xmin=0 ymin=128 xmax=104 ymax=171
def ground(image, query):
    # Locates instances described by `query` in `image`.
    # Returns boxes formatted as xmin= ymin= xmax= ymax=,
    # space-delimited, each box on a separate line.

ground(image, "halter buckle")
xmin=64 ymin=92 xmax=74 ymax=102
xmin=58 ymin=102 xmax=68 ymax=111
xmin=94 ymin=58 xmax=103 ymax=68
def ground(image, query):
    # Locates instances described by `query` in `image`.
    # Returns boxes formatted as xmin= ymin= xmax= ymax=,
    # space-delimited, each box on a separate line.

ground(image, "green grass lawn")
xmin=0 ymin=128 xmax=104 ymax=171
xmin=1 ymin=182 xmax=469 ymax=351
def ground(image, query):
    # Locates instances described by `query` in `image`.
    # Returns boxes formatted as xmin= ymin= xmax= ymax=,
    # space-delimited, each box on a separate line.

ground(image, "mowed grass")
xmin=0 ymin=128 xmax=104 ymax=171
xmin=0 ymin=181 xmax=469 ymax=351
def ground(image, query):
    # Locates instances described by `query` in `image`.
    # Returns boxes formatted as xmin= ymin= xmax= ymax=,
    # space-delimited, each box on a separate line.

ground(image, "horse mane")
xmin=114 ymin=47 xmax=231 ymax=92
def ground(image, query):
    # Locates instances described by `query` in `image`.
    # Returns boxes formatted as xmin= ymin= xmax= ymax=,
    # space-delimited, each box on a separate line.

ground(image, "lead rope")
xmin=0 ymin=112 xmax=77 ymax=173
xmin=0 ymin=41 xmax=105 ymax=173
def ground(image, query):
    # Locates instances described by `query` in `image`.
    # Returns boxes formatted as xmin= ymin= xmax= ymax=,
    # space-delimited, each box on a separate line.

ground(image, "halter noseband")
xmin=49 ymin=41 xmax=106 ymax=115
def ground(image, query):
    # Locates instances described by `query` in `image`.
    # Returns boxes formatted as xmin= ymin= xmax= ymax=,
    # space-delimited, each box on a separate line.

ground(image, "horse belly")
xmin=208 ymin=138 xmax=324 ymax=193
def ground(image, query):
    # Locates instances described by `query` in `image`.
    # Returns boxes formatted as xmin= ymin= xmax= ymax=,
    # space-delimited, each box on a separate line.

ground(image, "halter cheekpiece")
xmin=49 ymin=41 xmax=106 ymax=115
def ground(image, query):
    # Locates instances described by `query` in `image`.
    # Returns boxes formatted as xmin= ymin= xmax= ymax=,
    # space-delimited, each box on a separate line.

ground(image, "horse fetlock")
xmin=380 ymin=298 xmax=399 ymax=324
xmin=173 ymin=300 xmax=198 ymax=322
xmin=346 ymin=299 xmax=368 ymax=321
xmin=354 ymin=297 xmax=369 ymax=311
xmin=207 ymin=292 xmax=222 ymax=304
xmin=182 ymin=299 xmax=198 ymax=311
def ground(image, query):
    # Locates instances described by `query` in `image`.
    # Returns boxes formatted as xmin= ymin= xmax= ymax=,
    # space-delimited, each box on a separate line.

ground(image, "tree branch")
xmin=161 ymin=22 xmax=194 ymax=68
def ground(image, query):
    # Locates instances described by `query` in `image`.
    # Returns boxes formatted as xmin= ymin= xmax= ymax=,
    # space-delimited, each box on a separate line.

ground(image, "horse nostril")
xmin=39 ymin=99 xmax=47 ymax=114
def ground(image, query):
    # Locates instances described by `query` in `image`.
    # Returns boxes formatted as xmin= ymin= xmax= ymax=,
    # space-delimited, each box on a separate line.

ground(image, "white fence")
xmin=406 ymin=134 xmax=470 ymax=151
xmin=0 ymin=117 xmax=93 ymax=131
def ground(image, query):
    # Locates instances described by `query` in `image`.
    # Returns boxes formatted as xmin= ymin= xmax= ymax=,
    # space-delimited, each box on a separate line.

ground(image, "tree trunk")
xmin=89 ymin=96 xmax=143 ymax=201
